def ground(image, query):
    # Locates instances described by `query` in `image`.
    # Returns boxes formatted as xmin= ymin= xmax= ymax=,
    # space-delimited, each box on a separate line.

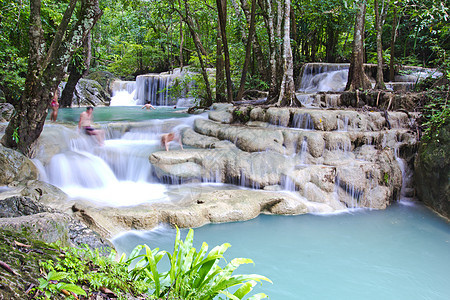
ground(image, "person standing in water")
xmin=78 ymin=106 xmax=105 ymax=145
xmin=142 ymin=102 xmax=156 ymax=110
xmin=50 ymin=89 xmax=59 ymax=122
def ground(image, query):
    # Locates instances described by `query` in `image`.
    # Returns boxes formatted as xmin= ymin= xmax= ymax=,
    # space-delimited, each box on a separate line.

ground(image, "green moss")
xmin=0 ymin=229 xmax=62 ymax=299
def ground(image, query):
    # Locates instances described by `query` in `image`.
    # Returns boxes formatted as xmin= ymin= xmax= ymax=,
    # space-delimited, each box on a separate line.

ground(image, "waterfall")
xmin=298 ymin=63 xmax=349 ymax=93
xmin=41 ymin=124 xmax=172 ymax=207
xmin=135 ymin=73 xmax=178 ymax=106
xmin=110 ymin=80 xmax=137 ymax=106
xmin=110 ymin=68 xmax=194 ymax=107
xmin=292 ymin=113 xmax=314 ymax=130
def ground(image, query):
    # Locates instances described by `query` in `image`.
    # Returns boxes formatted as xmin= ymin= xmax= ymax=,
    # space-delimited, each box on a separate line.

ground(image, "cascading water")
xmin=109 ymin=68 xmax=194 ymax=107
xmin=298 ymin=63 xmax=349 ymax=93
xmin=39 ymin=121 xmax=188 ymax=206
xmin=110 ymin=80 xmax=137 ymax=106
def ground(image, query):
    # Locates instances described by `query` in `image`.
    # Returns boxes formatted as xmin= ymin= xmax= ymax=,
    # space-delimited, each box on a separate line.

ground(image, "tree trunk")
xmin=266 ymin=0 xmax=299 ymax=106
xmin=216 ymin=22 xmax=226 ymax=103
xmin=326 ymin=22 xmax=337 ymax=63
xmin=389 ymin=6 xmax=398 ymax=82
xmin=181 ymin=0 xmax=213 ymax=106
xmin=374 ymin=0 xmax=386 ymax=89
xmin=241 ymin=0 xmax=268 ymax=82
xmin=179 ymin=20 xmax=184 ymax=71
xmin=216 ymin=0 xmax=233 ymax=103
xmin=60 ymin=33 xmax=92 ymax=107
xmin=1 ymin=0 xmax=102 ymax=156
xmin=262 ymin=0 xmax=279 ymax=101
xmin=235 ymin=0 xmax=256 ymax=102
xmin=345 ymin=0 xmax=371 ymax=91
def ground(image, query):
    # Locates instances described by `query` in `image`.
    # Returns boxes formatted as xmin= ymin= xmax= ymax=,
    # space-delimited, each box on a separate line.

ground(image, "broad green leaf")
xmin=60 ymin=283 xmax=87 ymax=296
xmin=233 ymin=280 xmax=257 ymax=298
xmin=47 ymin=271 xmax=68 ymax=281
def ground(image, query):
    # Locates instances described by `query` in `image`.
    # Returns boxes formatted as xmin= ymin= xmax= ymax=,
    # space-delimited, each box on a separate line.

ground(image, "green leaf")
xmin=47 ymin=271 xmax=68 ymax=281
xmin=233 ymin=280 xmax=257 ymax=299
xmin=60 ymin=283 xmax=87 ymax=296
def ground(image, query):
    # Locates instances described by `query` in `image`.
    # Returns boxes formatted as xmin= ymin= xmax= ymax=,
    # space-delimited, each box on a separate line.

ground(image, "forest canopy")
xmin=1 ymin=0 xmax=448 ymax=104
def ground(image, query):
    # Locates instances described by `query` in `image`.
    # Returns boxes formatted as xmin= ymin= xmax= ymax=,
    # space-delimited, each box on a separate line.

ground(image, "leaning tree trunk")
xmin=345 ymin=0 xmax=371 ymax=91
xmin=60 ymin=33 xmax=92 ymax=107
xmin=181 ymin=0 xmax=213 ymax=106
xmin=235 ymin=0 xmax=256 ymax=102
xmin=241 ymin=0 xmax=268 ymax=82
xmin=1 ymin=0 xmax=102 ymax=157
xmin=374 ymin=0 xmax=386 ymax=89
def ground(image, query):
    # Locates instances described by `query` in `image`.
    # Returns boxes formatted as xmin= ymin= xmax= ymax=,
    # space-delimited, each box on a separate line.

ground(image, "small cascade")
xmin=135 ymin=73 xmax=179 ymax=106
xmin=337 ymin=115 xmax=350 ymax=131
xmin=394 ymin=147 xmax=414 ymax=199
xmin=110 ymin=80 xmax=137 ymax=106
xmin=292 ymin=113 xmax=314 ymax=130
xmin=297 ymin=138 xmax=308 ymax=165
xmin=298 ymin=63 xmax=349 ymax=93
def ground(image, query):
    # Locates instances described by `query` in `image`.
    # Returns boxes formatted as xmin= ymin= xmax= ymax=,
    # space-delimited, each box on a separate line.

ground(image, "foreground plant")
xmin=128 ymin=227 xmax=272 ymax=299
xmin=38 ymin=228 xmax=271 ymax=299
xmin=38 ymin=245 xmax=151 ymax=299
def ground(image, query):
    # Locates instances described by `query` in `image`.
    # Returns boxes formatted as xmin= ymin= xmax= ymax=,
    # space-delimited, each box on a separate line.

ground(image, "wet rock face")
xmin=151 ymin=105 xmax=417 ymax=212
xmin=0 ymin=182 xmax=112 ymax=251
xmin=0 ymin=145 xmax=39 ymax=185
xmin=70 ymin=189 xmax=309 ymax=237
xmin=415 ymin=121 xmax=450 ymax=218
xmin=60 ymin=78 xmax=111 ymax=107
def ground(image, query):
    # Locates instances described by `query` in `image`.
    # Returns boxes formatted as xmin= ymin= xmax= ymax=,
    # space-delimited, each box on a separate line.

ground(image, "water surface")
xmin=113 ymin=202 xmax=450 ymax=300
xmin=52 ymin=106 xmax=188 ymax=123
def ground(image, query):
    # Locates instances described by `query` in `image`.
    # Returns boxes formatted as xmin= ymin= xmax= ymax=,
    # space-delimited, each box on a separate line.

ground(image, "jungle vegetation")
xmin=0 ymin=0 xmax=449 ymax=154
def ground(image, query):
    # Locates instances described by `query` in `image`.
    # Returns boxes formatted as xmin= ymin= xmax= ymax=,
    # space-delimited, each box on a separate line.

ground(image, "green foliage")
xmin=69 ymin=47 xmax=88 ymax=75
xmin=37 ymin=271 xmax=87 ymax=299
xmin=39 ymin=245 xmax=152 ymax=299
xmin=128 ymin=227 xmax=271 ymax=299
xmin=421 ymin=87 xmax=449 ymax=143
xmin=38 ymin=229 xmax=271 ymax=299
xmin=383 ymin=172 xmax=389 ymax=185
xmin=12 ymin=127 xmax=19 ymax=144
xmin=233 ymin=109 xmax=250 ymax=123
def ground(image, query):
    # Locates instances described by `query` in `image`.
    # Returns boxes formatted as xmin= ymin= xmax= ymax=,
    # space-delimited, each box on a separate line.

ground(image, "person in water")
xmin=78 ymin=106 xmax=105 ymax=145
xmin=50 ymin=89 xmax=59 ymax=122
xmin=161 ymin=132 xmax=183 ymax=151
xmin=142 ymin=102 xmax=156 ymax=110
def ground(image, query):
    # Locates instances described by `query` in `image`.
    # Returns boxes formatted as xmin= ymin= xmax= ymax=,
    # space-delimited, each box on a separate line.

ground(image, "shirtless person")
xmin=161 ymin=132 xmax=183 ymax=151
xmin=78 ymin=106 xmax=105 ymax=145
xmin=142 ymin=102 xmax=156 ymax=110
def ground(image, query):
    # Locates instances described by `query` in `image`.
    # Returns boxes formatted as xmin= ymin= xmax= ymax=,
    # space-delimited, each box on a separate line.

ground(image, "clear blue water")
xmin=113 ymin=201 xmax=450 ymax=300
xmin=50 ymin=106 xmax=189 ymax=123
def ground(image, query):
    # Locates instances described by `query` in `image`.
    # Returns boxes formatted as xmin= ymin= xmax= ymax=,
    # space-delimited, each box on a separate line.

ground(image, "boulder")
xmin=415 ymin=120 xmax=450 ymax=218
xmin=70 ymin=189 xmax=309 ymax=236
xmin=0 ymin=145 xmax=39 ymax=185
xmin=85 ymin=70 xmax=118 ymax=94
xmin=61 ymin=78 xmax=111 ymax=107
xmin=0 ymin=212 xmax=71 ymax=245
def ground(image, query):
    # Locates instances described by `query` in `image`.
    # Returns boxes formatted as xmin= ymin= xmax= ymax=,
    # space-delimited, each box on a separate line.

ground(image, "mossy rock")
xmin=85 ymin=71 xmax=118 ymax=94
xmin=0 ymin=228 xmax=63 ymax=299
xmin=415 ymin=119 xmax=450 ymax=218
